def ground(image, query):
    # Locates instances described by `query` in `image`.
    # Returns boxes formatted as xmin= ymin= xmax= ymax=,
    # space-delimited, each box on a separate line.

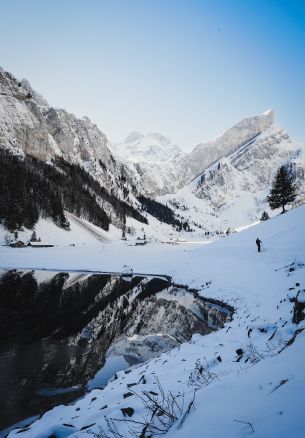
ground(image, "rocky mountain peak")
xmin=20 ymin=78 xmax=49 ymax=107
xmin=0 ymin=68 xmax=116 ymax=169
xmin=124 ymin=131 xmax=144 ymax=143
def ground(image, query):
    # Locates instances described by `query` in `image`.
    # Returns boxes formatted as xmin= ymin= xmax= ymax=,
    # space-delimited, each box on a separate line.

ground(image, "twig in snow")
xmin=234 ymin=419 xmax=254 ymax=433
xmin=178 ymin=389 xmax=197 ymax=429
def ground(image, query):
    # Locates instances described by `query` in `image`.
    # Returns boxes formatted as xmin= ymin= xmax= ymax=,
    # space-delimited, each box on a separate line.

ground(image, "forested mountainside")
xmin=0 ymin=69 xmax=182 ymax=235
xmin=0 ymin=149 xmax=147 ymax=232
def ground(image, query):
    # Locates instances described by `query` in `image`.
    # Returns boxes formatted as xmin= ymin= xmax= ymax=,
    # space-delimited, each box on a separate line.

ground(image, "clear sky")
xmin=0 ymin=0 xmax=304 ymax=149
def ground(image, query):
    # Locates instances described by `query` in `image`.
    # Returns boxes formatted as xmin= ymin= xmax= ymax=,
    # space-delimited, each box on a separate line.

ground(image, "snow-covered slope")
xmin=6 ymin=204 xmax=305 ymax=438
xmin=0 ymin=212 xmax=122 ymax=248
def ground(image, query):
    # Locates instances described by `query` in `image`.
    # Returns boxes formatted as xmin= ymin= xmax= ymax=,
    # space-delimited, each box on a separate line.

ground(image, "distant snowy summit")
xmin=110 ymin=131 xmax=183 ymax=163
xmin=109 ymin=132 xmax=185 ymax=195
xmin=110 ymin=109 xmax=304 ymax=199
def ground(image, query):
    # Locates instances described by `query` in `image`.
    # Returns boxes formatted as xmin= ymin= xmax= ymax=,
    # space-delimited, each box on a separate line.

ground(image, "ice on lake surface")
xmin=87 ymin=355 xmax=139 ymax=390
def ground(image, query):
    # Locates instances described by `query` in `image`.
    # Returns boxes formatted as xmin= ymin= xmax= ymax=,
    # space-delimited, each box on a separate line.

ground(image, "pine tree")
xmin=30 ymin=230 xmax=37 ymax=242
xmin=267 ymin=165 xmax=297 ymax=213
xmin=260 ymin=211 xmax=270 ymax=221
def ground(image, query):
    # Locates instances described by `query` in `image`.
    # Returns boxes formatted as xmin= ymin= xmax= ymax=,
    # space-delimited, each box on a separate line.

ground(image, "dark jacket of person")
xmin=256 ymin=238 xmax=262 ymax=252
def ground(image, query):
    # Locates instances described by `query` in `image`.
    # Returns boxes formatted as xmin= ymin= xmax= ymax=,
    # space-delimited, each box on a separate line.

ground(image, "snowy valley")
xmin=1 ymin=67 xmax=305 ymax=438
xmin=1 ymin=67 xmax=305 ymax=245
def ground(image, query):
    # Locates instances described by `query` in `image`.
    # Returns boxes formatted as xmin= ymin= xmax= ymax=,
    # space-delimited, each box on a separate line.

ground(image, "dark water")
xmin=0 ymin=269 xmax=231 ymax=433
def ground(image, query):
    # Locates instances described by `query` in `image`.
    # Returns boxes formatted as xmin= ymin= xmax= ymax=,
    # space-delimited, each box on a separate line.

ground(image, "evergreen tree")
xmin=267 ymin=165 xmax=297 ymax=213
xmin=260 ymin=211 xmax=270 ymax=221
xmin=138 ymin=195 xmax=185 ymax=230
xmin=30 ymin=230 xmax=37 ymax=242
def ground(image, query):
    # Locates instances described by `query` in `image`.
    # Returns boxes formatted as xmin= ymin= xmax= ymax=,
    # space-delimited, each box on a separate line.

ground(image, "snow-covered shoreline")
xmin=2 ymin=206 xmax=305 ymax=437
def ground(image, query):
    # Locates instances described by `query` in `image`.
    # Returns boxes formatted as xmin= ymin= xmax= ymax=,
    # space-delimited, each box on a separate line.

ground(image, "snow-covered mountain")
xmin=179 ymin=109 xmax=276 ymax=183
xmin=0 ymin=71 xmax=119 ymax=184
xmin=112 ymin=131 xmax=183 ymax=163
xmin=193 ymin=124 xmax=304 ymax=207
xmin=110 ymin=132 xmax=184 ymax=196
xmin=112 ymin=110 xmax=304 ymax=213
xmin=0 ymin=69 xmax=153 ymax=235
xmin=1 ymin=67 xmax=304 ymax=239
xmin=163 ymin=120 xmax=305 ymax=231
xmin=111 ymin=108 xmax=304 ymax=230
xmin=2 ymin=67 xmax=305 ymax=438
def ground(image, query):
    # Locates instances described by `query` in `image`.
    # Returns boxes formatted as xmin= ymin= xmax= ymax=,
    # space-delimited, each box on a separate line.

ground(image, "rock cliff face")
xmin=193 ymin=124 xmax=303 ymax=208
xmin=0 ymin=70 xmax=131 ymax=194
xmin=111 ymin=106 xmax=304 ymax=229
xmin=0 ymin=72 xmax=54 ymax=160
xmin=179 ymin=109 xmax=275 ymax=183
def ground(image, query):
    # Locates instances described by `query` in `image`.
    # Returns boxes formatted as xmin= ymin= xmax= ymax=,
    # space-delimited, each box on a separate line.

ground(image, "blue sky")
xmin=0 ymin=0 xmax=304 ymax=148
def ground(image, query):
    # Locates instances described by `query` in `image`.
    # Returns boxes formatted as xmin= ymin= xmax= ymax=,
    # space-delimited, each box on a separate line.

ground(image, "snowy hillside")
xmin=5 ymin=204 xmax=305 ymax=438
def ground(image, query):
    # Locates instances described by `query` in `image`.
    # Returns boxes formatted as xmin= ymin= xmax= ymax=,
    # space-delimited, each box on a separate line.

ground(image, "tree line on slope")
xmin=138 ymin=195 xmax=190 ymax=231
xmin=0 ymin=149 xmax=147 ymax=232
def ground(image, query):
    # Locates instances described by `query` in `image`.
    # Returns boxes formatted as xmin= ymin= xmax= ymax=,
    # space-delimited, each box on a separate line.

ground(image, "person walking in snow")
xmin=256 ymin=238 xmax=262 ymax=252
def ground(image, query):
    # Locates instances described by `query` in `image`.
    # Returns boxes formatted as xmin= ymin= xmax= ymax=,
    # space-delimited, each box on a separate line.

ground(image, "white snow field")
xmin=2 ymin=205 xmax=305 ymax=438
